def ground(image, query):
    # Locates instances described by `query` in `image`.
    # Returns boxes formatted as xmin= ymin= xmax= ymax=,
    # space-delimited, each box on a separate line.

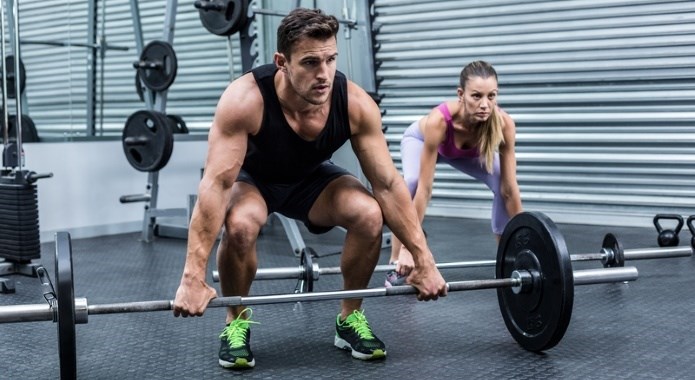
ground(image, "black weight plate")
xmin=0 ymin=249 xmax=40 ymax=261
xmin=137 ymin=40 xmax=178 ymax=92
xmin=135 ymin=71 xmax=143 ymax=102
xmin=0 ymin=214 xmax=38 ymax=221
xmin=0 ymin=230 xmax=40 ymax=241
xmin=0 ymin=181 xmax=37 ymax=190
xmin=0 ymin=234 xmax=39 ymax=242
xmin=0 ymin=199 xmax=38 ymax=207
xmin=0 ymin=225 xmax=40 ymax=234
xmin=0 ymin=114 xmax=39 ymax=143
xmin=166 ymin=114 xmax=189 ymax=134
xmin=602 ymin=233 xmax=625 ymax=268
xmin=0 ymin=190 xmax=36 ymax=196
xmin=197 ymin=0 xmax=248 ymax=36
xmin=0 ymin=204 xmax=38 ymax=212
xmin=496 ymin=211 xmax=574 ymax=352
xmin=0 ymin=189 xmax=38 ymax=197
xmin=0 ymin=241 xmax=40 ymax=249
xmin=300 ymin=247 xmax=316 ymax=293
xmin=0 ymin=208 xmax=36 ymax=216
xmin=0 ymin=219 xmax=38 ymax=227
xmin=0 ymin=197 xmax=36 ymax=203
xmin=0 ymin=244 xmax=40 ymax=251
xmin=0 ymin=207 xmax=38 ymax=215
xmin=0 ymin=218 xmax=38 ymax=224
xmin=0 ymin=232 xmax=40 ymax=241
xmin=0 ymin=248 xmax=41 ymax=258
xmin=55 ymin=231 xmax=77 ymax=380
xmin=0 ymin=221 xmax=40 ymax=230
xmin=0 ymin=205 xmax=37 ymax=213
xmin=0 ymin=196 xmax=37 ymax=205
xmin=3 ymin=55 xmax=26 ymax=98
xmin=122 ymin=110 xmax=174 ymax=172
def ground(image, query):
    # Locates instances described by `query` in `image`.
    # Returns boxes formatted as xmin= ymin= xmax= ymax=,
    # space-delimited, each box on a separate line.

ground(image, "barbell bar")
xmin=0 ymin=267 xmax=638 ymax=323
xmin=252 ymin=7 xmax=357 ymax=28
xmin=0 ymin=212 xmax=642 ymax=379
xmin=211 ymin=233 xmax=692 ymax=283
xmin=19 ymin=39 xmax=130 ymax=51
xmin=193 ymin=0 xmax=357 ymax=37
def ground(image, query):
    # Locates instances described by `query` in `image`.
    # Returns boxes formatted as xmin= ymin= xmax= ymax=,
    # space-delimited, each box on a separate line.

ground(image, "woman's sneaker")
xmin=384 ymin=269 xmax=406 ymax=287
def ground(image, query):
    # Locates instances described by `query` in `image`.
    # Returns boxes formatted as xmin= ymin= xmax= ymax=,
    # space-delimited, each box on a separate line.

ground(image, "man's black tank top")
xmin=242 ymin=64 xmax=351 ymax=184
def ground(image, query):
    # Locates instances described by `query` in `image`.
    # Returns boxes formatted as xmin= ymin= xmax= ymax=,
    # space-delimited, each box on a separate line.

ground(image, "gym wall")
xmin=5 ymin=0 xmax=695 ymax=242
xmin=372 ymin=0 xmax=695 ymax=227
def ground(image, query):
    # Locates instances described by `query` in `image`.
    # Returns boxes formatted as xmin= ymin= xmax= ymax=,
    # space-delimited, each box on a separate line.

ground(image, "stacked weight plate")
xmin=0 ymin=177 xmax=40 ymax=262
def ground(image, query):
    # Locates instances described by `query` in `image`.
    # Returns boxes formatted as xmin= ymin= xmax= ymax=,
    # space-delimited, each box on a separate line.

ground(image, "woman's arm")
xmin=412 ymin=111 xmax=447 ymax=221
xmin=498 ymin=111 xmax=523 ymax=218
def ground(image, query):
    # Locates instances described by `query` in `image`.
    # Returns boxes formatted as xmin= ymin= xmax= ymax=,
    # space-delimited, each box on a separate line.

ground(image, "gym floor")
xmin=1 ymin=215 xmax=694 ymax=379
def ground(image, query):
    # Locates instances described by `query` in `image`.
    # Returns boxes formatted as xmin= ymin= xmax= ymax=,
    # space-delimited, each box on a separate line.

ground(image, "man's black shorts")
xmin=236 ymin=160 xmax=354 ymax=234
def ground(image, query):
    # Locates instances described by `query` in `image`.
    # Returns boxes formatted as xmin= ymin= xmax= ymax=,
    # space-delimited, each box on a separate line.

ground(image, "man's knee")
xmin=223 ymin=212 xmax=264 ymax=250
xmin=347 ymin=199 xmax=383 ymax=238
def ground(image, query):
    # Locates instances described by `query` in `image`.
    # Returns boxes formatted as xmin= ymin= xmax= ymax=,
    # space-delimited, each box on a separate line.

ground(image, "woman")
xmin=386 ymin=60 xmax=523 ymax=287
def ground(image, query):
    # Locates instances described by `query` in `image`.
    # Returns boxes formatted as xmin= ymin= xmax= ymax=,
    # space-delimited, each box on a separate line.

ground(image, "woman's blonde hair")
xmin=459 ymin=61 xmax=505 ymax=173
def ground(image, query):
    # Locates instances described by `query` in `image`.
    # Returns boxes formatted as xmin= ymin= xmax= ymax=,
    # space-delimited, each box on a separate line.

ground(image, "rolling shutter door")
xmin=372 ymin=0 xmax=695 ymax=226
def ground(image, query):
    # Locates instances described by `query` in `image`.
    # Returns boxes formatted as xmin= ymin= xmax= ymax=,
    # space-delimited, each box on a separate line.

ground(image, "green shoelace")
xmin=219 ymin=308 xmax=260 ymax=348
xmin=343 ymin=310 xmax=375 ymax=339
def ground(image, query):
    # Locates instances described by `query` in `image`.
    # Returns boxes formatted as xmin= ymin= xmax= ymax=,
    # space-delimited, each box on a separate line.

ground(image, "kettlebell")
xmin=687 ymin=215 xmax=695 ymax=249
xmin=653 ymin=214 xmax=683 ymax=247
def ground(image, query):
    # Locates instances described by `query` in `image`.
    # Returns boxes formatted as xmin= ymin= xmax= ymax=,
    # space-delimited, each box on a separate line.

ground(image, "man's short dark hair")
xmin=277 ymin=8 xmax=339 ymax=60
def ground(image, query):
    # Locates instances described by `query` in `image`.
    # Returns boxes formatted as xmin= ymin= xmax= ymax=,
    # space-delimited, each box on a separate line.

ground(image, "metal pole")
xmin=10 ymin=0 xmax=21 ymax=168
xmin=153 ymin=0 xmax=177 ymax=113
xmin=86 ymin=0 xmax=97 ymax=135
xmin=129 ymin=0 xmax=153 ymax=111
xmin=0 ymin=0 xmax=9 ymax=145
xmin=0 ymin=267 xmax=639 ymax=323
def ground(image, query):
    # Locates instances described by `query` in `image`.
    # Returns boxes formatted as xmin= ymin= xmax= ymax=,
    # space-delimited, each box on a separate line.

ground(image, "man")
xmin=173 ymin=8 xmax=447 ymax=370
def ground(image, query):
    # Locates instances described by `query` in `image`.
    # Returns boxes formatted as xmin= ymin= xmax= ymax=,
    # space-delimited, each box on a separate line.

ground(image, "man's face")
xmin=276 ymin=37 xmax=338 ymax=106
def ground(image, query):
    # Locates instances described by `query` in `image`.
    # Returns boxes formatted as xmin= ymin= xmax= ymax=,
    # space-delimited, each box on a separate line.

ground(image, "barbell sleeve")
xmin=0 ymin=303 xmax=54 ymax=323
xmin=0 ymin=267 xmax=638 ymax=324
xmin=622 ymin=246 xmax=692 ymax=261
xmin=573 ymin=266 xmax=638 ymax=285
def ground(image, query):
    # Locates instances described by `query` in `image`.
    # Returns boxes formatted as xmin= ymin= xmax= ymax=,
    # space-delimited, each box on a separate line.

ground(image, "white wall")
xmin=23 ymin=139 xmax=365 ymax=243
xmin=24 ymin=139 xmax=208 ymax=242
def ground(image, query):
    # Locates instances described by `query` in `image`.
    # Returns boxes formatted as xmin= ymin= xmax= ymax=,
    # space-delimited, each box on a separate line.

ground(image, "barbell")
xmin=0 ymin=212 xmax=640 ymax=380
xmin=193 ymin=0 xmax=357 ymax=37
xmin=211 ymin=232 xmax=692 ymax=287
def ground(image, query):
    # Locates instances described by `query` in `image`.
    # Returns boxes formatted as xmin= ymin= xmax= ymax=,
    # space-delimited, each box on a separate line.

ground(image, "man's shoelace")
xmin=344 ymin=310 xmax=375 ymax=340
xmin=219 ymin=308 xmax=260 ymax=348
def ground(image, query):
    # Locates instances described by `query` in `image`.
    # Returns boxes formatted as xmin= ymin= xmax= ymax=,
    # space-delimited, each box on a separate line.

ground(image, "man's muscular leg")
xmin=308 ymin=176 xmax=384 ymax=318
xmin=216 ymin=182 xmax=268 ymax=323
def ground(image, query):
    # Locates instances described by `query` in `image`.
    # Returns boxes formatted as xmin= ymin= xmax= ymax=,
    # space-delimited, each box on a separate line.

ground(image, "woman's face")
xmin=458 ymin=76 xmax=498 ymax=123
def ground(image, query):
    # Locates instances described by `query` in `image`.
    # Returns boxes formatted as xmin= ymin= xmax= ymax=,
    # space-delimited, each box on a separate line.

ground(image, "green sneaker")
xmin=334 ymin=310 xmax=387 ymax=360
xmin=218 ymin=308 xmax=259 ymax=369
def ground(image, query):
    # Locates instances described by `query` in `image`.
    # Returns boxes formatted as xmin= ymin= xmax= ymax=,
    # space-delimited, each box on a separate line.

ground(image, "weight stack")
xmin=0 ymin=174 xmax=40 ymax=262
